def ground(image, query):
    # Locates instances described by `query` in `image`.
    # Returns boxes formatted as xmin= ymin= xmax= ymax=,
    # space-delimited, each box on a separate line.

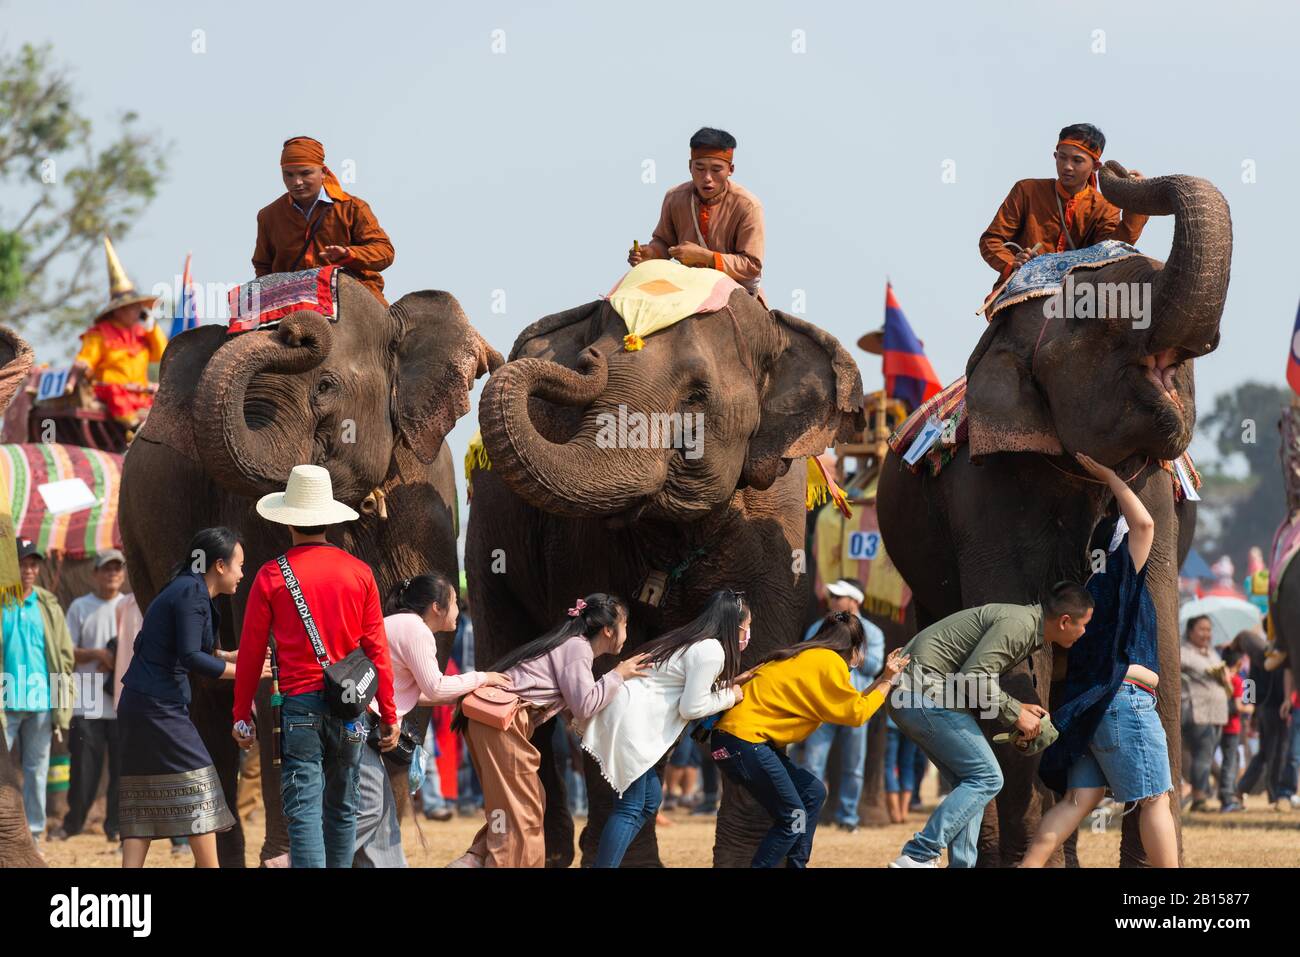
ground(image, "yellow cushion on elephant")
xmin=605 ymin=260 xmax=742 ymax=351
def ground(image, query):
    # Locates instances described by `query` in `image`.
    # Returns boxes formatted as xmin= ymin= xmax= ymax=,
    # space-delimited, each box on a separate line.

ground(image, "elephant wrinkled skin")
xmin=120 ymin=275 xmax=499 ymax=866
xmin=879 ymin=163 xmax=1229 ymax=866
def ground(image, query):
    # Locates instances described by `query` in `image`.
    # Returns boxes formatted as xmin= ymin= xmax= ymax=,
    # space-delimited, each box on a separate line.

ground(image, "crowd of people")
xmin=1179 ymin=616 xmax=1298 ymax=815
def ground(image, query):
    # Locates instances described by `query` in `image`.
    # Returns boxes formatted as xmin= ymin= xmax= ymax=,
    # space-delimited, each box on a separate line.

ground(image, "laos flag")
xmin=169 ymin=252 xmax=198 ymax=339
xmin=1288 ymin=299 xmax=1300 ymax=395
xmin=883 ymin=283 xmax=942 ymax=412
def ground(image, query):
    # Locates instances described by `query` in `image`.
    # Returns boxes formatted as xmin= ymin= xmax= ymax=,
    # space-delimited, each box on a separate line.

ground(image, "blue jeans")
xmin=3 ymin=710 xmax=52 ymax=836
xmin=593 ymin=768 xmax=662 ymax=867
xmin=798 ymin=721 xmax=867 ymax=826
xmin=280 ymin=692 xmax=365 ymax=868
xmin=1067 ymin=683 xmax=1172 ymax=803
xmin=891 ymin=699 xmax=1003 ymax=867
xmin=885 ymin=723 xmax=919 ymax=793
xmin=711 ymin=730 xmax=826 ymax=868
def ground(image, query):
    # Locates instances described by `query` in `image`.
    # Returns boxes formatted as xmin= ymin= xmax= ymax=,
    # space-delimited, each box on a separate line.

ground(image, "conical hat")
xmin=93 ymin=236 xmax=159 ymax=323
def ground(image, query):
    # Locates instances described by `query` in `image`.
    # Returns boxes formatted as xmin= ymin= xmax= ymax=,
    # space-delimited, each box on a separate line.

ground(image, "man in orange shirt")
xmin=253 ymin=136 xmax=394 ymax=304
xmin=629 ymin=127 xmax=765 ymax=300
xmin=979 ymin=124 xmax=1147 ymax=287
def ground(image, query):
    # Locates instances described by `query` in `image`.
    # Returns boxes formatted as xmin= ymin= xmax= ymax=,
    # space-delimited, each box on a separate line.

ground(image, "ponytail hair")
xmin=752 ymin=611 xmax=865 ymax=669
xmin=484 ymin=593 xmax=628 ymax=675
xmin=452 ymin=593 xmax=627 ymax=733
xmin=385 ymin=571 xmax=455 ymax=617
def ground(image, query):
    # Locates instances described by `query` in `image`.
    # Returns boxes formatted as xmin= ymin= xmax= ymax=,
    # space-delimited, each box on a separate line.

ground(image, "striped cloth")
xmin=227 ymin=266 xmax=340 ymax=334
xmin=0 ymin=443 xmax=123 ymax=559
xmin=886 ymin=376 xmax=969 ymax=476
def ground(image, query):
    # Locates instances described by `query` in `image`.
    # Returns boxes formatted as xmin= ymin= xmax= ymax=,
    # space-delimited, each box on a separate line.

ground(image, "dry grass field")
xmin=37 ymin=786 xmax=1300 ymax=868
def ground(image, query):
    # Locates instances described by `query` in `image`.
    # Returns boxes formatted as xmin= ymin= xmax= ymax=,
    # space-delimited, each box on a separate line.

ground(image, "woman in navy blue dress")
xmin=118 ymin=528 xmax=252 ymax=867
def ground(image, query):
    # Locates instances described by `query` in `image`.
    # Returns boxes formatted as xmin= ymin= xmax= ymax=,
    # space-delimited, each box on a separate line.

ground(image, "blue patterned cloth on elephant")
xmin=979 ymin=240 xmax=1144 ymax=320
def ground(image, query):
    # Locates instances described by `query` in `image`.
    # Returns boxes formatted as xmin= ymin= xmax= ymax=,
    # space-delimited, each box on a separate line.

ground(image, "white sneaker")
xmin=889 ymin=853 xmax=939 ymax=868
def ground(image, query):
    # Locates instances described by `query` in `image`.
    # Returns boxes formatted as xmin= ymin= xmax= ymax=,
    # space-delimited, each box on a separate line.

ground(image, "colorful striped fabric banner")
xmin=0 ymin=444 xmax=123 ymax=559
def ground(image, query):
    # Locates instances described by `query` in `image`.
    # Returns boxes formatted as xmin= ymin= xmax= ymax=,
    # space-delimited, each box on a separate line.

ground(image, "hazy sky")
xmin=6 ymin=0 xmax=1298 ymax=516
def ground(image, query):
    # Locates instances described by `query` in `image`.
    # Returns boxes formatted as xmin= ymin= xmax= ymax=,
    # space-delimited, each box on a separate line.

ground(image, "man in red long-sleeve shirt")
xmin=231 ymin=464 xmax=398 ymax=868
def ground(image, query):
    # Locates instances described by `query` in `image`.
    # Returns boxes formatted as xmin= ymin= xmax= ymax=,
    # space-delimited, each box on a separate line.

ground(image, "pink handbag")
xmin=462 ymin=686 xmax=522 ymax=730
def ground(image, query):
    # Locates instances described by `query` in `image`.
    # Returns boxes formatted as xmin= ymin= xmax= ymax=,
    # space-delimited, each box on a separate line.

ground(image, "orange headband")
xmin=1056 ymin=138 xmax=1102 ymax=162
xmin=280 ymin=136 xmax=349 ymax=201
xmin=281 ymin=136 xmax=326 ymax=167
xmin=691 ymin=147 xmax=734 ymax=163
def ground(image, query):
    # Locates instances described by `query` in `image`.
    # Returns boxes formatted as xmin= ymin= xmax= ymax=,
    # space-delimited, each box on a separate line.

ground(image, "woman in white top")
xmin=583 ymin=589 xmax=751 ymax=867
xmin=354 ymin=572 xmax=509 ymax=867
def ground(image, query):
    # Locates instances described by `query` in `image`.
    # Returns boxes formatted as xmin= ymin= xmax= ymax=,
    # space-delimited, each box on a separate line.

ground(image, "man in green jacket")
xmin=887 ymin=582 xmax=1094 ymax=868
xmin=1 ymin=538 xmax=75 ymax=841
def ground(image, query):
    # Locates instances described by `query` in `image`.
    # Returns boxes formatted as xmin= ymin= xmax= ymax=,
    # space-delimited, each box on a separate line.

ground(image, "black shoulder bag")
xmin=276 ymin=554 xmax=378 ymax=720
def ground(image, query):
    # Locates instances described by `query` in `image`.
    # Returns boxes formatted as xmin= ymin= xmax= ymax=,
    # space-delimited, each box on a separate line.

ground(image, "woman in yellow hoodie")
xmin=711 ymin=612 xmax=908 ymax=867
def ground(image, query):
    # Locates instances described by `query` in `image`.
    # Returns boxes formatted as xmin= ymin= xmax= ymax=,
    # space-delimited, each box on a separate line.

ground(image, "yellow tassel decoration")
xmin=806 ymin=456 xmax=852 ymax=518
xmin=464 ymin=429 xmax=492 ymax=503
xmin=623 ymin=333 xmax=645 ymax=352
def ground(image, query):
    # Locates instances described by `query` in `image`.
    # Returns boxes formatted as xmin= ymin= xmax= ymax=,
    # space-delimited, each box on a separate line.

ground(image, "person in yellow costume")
xmin=72 ymin=237 xmax=166 ymax=427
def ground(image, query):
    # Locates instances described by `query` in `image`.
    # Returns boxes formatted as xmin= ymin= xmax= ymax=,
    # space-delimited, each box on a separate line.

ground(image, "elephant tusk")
xmin=360 ymin=487 xmax=388 ymax=521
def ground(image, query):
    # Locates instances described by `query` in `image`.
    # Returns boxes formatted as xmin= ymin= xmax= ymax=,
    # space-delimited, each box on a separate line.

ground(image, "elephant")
xmin=119 ymin=274 xmax=500 ymax=866
xmin=466 ymin=286 xmax=864 ymax=867
xmin=878 ymin=162 xmax=1229 ymax=867
xmin=0 ymin=324 xmax=44 ymax=867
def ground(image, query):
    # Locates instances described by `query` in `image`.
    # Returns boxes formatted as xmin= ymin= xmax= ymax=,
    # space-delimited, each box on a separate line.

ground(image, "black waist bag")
xmin=277 ymin=554 xmax=378 ymax=720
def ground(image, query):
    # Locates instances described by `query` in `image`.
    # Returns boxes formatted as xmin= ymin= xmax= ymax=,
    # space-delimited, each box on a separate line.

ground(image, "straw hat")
xmin=856 ymin=327 xmax=885 ymax=355
xmin=256 ymin=464 xmax=359 ymax=527
xmin=93 ymin=236 xmax=160 ymax=324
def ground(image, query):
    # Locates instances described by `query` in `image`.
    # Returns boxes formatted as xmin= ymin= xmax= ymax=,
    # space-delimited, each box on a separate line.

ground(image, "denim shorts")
xmin=1067 ymin=682 xmax=1172 ymax=803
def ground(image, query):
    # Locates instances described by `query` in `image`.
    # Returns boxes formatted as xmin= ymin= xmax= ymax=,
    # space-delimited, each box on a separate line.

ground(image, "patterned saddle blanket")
xmin=886 ymin=377 xmax=1202 ymax=500
xmin=978 ymin=240 xmax=1144 ymax=321
xmin=228 ymin=266 xmax=341 ymax=334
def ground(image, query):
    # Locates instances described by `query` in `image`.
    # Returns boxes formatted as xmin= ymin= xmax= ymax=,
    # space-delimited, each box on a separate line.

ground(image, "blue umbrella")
xmin=1180 ymin=548 xmax=1214 ymax=580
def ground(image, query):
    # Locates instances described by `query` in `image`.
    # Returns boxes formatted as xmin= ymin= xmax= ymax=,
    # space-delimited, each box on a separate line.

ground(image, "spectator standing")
xmin=1 ymin=538 xmax=74 ymax=845
xmin=53 ymin=549 xmax=128 ymax=841
xmin=1218 ymin=647 xmax=1251 ymax=812
xmin=1179 ymin=615 xmax=1231 ymax=812
xmin=231 ymin=465 xmax=399 ymax=868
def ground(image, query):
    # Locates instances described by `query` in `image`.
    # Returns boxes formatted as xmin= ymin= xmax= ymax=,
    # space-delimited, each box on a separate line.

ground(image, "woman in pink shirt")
xmin=448 ymin=593 xmax=650 ymax=868
xmin=353 ymin=572 xmax=510 ymax=867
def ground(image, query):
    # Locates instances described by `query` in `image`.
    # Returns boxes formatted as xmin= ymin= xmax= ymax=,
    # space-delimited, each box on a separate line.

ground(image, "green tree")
xmin=0 ymin=42 xmax=166 ymax=337
xmin=1197 ymin=381 xmax=1292 ymax=568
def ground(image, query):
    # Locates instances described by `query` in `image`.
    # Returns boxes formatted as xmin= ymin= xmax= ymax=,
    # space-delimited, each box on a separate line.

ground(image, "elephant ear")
xmin=0 ymin=326 xmax=34 ymax=414
xmin=135 ymin=325 xmax=228 ymax=460
xmin=391 ymin=291 xmax=503 ymax=464
xmin=509 ymin=300 xmax=607 ymax=362
xmin=742 ymin=309 xmax=865 ymax=490
xmin=964 ymin=317 xmax=1062 ymax=457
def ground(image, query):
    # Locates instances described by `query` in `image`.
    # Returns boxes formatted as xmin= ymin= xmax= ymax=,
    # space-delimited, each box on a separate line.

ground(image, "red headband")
xmin=691 ymin=147 xmax=734 ymax=163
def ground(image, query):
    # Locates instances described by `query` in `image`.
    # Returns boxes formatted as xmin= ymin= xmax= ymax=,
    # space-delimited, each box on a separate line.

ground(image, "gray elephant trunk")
xmin=193 ymin=312 xmax=333 ymax=499
xmin=1099 ymin=161 xmax=1231 ymax=358
xmin=479 ymin=348 xmax=669 ymax=518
